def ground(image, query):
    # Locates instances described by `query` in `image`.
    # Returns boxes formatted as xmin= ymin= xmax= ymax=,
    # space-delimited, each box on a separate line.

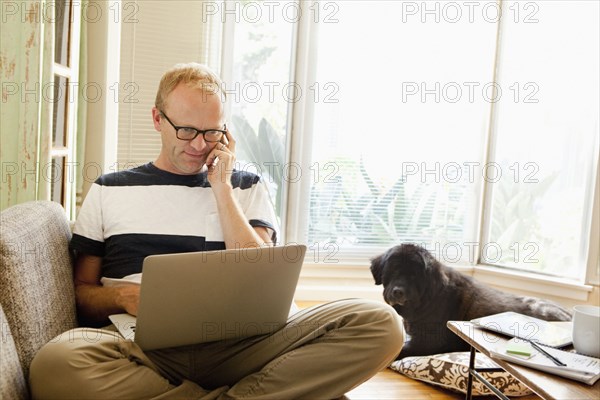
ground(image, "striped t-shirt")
xmin=70 ymin=162 xmax=278 ymax=279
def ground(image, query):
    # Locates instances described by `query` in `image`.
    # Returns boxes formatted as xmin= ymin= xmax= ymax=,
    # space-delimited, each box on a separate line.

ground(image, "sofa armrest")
xmin=0 ymin=304 xmax=29 ymax=400
xmin=0 ymin=201 xmax=78 ymax=380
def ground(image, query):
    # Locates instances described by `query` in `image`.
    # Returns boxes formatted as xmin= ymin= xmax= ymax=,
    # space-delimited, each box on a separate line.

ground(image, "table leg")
xmin=466 ymin=346 xmax=476 ymax=400
xmin=466 ymin=344 xmax=510 ymax=400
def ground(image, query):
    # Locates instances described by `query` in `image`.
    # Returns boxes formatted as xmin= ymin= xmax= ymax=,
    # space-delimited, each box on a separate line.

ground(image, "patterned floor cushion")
xmin=390 ymin=351 xmax=532 ymax=396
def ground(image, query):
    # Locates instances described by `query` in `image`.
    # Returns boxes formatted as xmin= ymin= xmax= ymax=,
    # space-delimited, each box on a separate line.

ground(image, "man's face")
xmin=152 ymin=83 xmax=225 ymax=175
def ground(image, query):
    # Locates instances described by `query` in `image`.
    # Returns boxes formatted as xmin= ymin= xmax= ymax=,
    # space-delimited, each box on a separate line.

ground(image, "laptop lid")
xmin=123 ymin=244 xmax=305 ymax=351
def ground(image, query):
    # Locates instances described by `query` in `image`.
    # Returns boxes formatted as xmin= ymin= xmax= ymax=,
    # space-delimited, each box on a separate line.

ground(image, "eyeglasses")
xmin=159 ymin=111 xmax=226 ymax=142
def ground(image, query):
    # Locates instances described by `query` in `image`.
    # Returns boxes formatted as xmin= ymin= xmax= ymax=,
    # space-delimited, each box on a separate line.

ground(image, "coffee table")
xmin=447 ymin=321 xmax=600 ymax=400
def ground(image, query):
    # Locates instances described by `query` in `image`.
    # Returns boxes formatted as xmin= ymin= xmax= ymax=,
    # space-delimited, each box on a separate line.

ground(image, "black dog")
xmin=371 ymin=243 xmax=572 ymax=359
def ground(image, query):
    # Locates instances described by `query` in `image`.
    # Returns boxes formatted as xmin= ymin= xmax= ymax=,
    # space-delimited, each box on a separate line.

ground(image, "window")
xmin=276 ymin=0 xmax=596 ymax=281
xmin=304 ymin=1 xmax=497 ymax=263
xmin=117 ymin=0 xmax=598 ymax=283
xmin=482 ymin=0 xmax=599 ymax=280
xmin=221 ymin=0 xmax=297 ymax=224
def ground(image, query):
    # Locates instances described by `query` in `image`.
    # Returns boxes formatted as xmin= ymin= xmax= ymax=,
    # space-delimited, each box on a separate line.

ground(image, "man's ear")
xmin=370 ymin=254 xmax=385 ymax=285
xmin=151 ymin=107 xmax=162 ymax=132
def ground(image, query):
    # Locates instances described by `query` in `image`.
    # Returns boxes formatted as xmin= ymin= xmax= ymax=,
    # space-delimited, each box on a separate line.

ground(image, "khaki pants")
xmin=30 ymin=299 xmax=403 ymax=400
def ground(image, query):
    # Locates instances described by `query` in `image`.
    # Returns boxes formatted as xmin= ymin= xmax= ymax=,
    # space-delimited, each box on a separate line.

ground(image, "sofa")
xmin=0 ymin=201 xmax=78 ymax=399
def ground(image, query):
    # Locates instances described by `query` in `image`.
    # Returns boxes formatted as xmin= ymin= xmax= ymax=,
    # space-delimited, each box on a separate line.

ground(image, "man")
xmin=30 ymin=63 xmax=403 ymax=399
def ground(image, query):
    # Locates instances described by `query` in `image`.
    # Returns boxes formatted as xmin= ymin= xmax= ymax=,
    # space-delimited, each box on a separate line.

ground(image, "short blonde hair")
xmin=155 ymin=63 xmax=224 ymax=111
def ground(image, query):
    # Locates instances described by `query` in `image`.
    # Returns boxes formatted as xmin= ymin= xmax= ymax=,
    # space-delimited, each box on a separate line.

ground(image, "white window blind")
xmin=118 ymin=0 xmax=223 ymax=168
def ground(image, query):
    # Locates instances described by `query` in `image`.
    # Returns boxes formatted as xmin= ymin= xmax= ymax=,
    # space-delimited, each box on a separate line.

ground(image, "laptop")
xmin=109 ymin=244 xmax=306 ymax=351
xmin=471 ymin=311 xmax=573 ymax=348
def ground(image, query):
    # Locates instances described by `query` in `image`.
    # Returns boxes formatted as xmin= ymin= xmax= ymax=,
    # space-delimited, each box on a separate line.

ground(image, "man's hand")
xmin=115 ymin=285 xmax=141 ymax=316
xmin=204 ymin=128 xmax=271 ymax=249
xmin=206 ymin=129 xmax=236 ymax=192
xmin=74 ymin=254 xmax=143 ymax=325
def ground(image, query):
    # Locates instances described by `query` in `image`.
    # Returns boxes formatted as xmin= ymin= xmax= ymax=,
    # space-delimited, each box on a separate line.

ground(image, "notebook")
xmin=109 ymin=244 xmax=306 ymax=350
xmin=490 ymin=338 xmax=600 ymax=385
xmin=471 ymin=311 xmax=573 ymax=348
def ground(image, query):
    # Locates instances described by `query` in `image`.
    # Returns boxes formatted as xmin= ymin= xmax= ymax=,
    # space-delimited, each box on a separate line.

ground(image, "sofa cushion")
xmin=1 ymin=304 xmax=29 ymax=400
xmin=0 ymin=201 xmax=77 ymax=378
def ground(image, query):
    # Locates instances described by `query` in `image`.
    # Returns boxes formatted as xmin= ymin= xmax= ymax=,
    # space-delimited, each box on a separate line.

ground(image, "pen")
xmin=529 ymin=340 xmax=567 ymax=367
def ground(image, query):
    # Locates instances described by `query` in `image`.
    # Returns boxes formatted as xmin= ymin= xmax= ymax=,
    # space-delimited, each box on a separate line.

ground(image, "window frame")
xmin=50 ymin=0 xmax=81 ymax=219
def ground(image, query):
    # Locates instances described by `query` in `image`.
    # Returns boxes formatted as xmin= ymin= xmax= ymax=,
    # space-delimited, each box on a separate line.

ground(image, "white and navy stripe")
xmin=70 ymin=163 xmax=278 ymax=279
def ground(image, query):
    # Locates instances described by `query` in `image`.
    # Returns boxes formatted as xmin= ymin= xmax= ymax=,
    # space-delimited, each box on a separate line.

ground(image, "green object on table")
xmin=506 ymin=342 xmax=532 ymax=357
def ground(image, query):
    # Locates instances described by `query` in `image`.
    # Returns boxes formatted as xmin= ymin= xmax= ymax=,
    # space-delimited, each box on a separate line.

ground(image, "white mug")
xmin=572 ymin=305 xmax=600 ymax=358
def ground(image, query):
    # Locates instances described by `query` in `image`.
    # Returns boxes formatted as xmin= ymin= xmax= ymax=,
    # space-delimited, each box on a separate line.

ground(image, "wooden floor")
xmin=346 ymin=368 xmax=465 ymax=399
xmin=345 ymin=368 xmax=541 ymax=399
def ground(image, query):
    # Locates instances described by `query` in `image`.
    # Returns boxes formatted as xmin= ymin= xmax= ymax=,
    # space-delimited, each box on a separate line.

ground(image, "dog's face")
xmin=370 ymin=244 xmax=445 ymax=309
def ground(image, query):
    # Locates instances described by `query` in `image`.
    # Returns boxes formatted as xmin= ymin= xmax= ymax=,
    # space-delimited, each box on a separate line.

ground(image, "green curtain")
xmin=0 ymin=0 xmax=54 ymax=210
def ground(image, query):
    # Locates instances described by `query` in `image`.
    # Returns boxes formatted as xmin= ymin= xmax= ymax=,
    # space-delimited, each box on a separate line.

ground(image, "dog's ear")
xmin=413 ymin=244 xmax=438 ymax=271
xmin=417 ymin=247 xmax=434 ymax=271
xmin=417 ymin=246 xmax=450 ymax=285
xmin=370 ymin=254 xmax=385 ymax=285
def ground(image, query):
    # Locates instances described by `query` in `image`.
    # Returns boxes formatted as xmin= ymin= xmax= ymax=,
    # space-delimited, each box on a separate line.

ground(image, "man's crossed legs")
xmin=30 ymin=299 xmax=403 ymax=400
